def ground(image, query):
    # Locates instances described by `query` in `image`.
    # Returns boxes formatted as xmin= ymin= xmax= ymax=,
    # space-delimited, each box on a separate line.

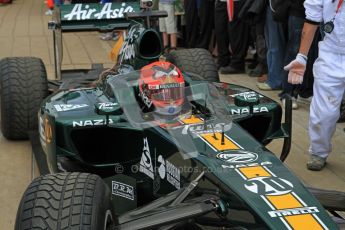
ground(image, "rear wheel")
xmin=0 ymin=57 xmax=48 ymax=139
xmin=169 ymin=48 xmax=219 ymax=82
xmin=15 ymin=172 xmax=114 ymax=230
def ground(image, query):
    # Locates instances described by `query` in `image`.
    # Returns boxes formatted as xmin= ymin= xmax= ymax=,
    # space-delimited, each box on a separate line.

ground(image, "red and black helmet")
xmin=139 ymin=61 xmax=185 ymax=115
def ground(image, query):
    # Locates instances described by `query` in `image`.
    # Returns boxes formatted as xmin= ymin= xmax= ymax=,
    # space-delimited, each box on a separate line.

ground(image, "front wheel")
xmin=15 ymin=172 xmax=114 ymax=230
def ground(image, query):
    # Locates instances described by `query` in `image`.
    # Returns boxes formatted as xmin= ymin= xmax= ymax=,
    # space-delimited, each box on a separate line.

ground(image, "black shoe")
xmin=248 ymin=64 xmax=264 ymax=77
xmin=220 ymin=65 xmax=245 ymax=74
xmin=247 ymin=59 xmax=258 ymax=70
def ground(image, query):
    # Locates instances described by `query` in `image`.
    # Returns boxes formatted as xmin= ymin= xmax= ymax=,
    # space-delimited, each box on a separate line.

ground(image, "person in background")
xmin=184 ymin=0 xmax=215 ymax=49
xmin=215 ymin=0 xmax=249 ymax=73
xmin=256 ymin=2 xmax=285 ymax=91
xmin=285 ymin=0 xmax=345 ymax=170
xmin=159 ymin=0 xmax=178 ymax=52
xmin=279 ymin=0 xmax=305 ymax=109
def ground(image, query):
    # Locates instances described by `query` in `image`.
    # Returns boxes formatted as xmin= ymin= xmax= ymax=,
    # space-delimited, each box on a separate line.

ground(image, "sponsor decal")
xmin=230 ymin=106 xmax=269 ymax=115
xmin=158 ymin=155 xmax=166 ymax=179
xmin=39 ymin=117 xmax=46 ymax=147
xmin=119 ymin=25 xmax=145 ymax=61
xmin=112 ymin=181 xmax=134 ymax=200
xmin=234 ymin=165 xmax=327 ymax=229
xmin=72 ymin=119 xmax=114 ymax=127
xmin=44 ymin=118 xmax=52 ymax=144
xmin=139 ymin=90 xmax=153 ymax=108
xmin=157 ymin=155 xmax=180 ymax=189
xmin=139 ymin=138 xmax=154 ymax=179
xmin=39 ymin=117 xmax=52 ymax=147
xmin=98 ymin=102 xmax=118 ymax=110
xmin=180 ymin=123 xmax=232 ymax=135
xmin=54 ymin=104 xmax=88 ymax=112
xmin=230 ymin=91 xmax=264 ymax=99
xmin=168 ymin=107 xmax=175 ymax=114
xmin=217 ymin=150 xmax=258 ymax=164
xmin=159 ymin=83 xmax=180 ymax=89
xmin=64 ymin=3 xmax=135 ymax=21
xmin=221 ymin=161 xmax=272 ymax=169
xmin=268 ymin=207 xmax=319 ymax=218
xmin=244 ymin=177 xmax=294 ymax=196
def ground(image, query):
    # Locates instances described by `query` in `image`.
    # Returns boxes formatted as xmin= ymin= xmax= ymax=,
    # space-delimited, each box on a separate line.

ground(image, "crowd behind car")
xmin=32 ymin=0 xmax=316 ymax=110
xmin=167 ymin=0 xmax=317 ymax=111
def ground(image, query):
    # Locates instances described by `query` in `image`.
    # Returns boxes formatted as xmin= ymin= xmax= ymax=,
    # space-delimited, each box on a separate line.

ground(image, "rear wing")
xmin=56 ymin=2 xmax=141 ymax=32
xmin=49 ymin=2 xmax=141 ymax=80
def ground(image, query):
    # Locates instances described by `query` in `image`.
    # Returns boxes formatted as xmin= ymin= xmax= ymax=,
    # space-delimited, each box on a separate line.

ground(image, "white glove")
xmin=284 ymin=53 xmax=307 ymax=85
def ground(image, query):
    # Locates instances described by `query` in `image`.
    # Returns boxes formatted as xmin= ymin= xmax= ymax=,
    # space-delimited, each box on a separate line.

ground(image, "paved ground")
xmin=0 ymin=0 xmax=344 ymax=229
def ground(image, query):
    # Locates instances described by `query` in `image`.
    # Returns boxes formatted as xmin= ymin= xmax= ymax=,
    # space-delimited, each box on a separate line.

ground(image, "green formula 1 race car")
xmin=0 ymin=1 xmax=344 ymax=229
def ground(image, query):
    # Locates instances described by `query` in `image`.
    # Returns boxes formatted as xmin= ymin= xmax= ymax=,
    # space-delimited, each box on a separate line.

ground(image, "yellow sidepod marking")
xmin=234 ymin=165 xmax=326 ymax=230
xmin=180 ymin=116 xmax=203 ymax=125
xmin=266 ymin=193 xmax=303 ymax=210
xmin=238 ymin=166 xmax=271 ymax=179
xmin=285 ymin=214 xmax=324 ymax=230
xmin=200 ymin=133 xmax=241 ymax=151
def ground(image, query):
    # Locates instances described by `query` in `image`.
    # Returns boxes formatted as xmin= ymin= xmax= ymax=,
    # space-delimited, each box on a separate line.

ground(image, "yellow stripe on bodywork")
xmin=235 ymin=166 xmax=325 ymax=229
xmin=266 ymin=193 xmax=303 ymax=209
xmin=180 ymin=116 xmax=203 ymax=124
xmin=238 ymin=166 xmax=272 ymax=179
xmin=200 ymin=133 xmax=240 ymax=151
xmin=285 ymin=214 xmax=324 ymax=230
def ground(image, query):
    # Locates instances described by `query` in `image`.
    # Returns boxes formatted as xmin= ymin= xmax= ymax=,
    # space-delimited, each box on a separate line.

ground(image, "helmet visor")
xmin=150 ymin=85 xmax=184 ymax=101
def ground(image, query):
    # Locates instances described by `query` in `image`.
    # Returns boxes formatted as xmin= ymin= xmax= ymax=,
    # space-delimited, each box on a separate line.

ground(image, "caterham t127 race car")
xmin=0 ymin=1 xmax=344 ymax=229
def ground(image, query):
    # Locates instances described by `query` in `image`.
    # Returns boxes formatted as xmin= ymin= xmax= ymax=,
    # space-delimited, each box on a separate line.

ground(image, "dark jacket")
xmin=290 ymin=0 xmax=305 ymax=18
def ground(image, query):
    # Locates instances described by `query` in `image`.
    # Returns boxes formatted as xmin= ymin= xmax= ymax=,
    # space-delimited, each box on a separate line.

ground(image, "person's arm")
xmin=284 ymin=22 xmax=319 ymax=84
xmin=298 ymin=22 xmax=318 ymax=56
xmin=284 ymin=0 xmax=322 ymax=84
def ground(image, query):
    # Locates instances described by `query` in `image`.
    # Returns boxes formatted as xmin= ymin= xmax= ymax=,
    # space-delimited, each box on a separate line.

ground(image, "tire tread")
xmin=15 ymin=173 xmax=105 ymax=230
xmin=0 ymin=57 xmax=48 ymax=140
xmin=169 ymin=48 xmax=219 ymax=82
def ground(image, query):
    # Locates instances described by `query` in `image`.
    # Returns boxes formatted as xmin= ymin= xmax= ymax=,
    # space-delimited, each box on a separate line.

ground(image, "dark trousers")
xmin=214 ymin=0 xmax=249 ymax=69
xmin=280 ymin=15 xmax=304 ymax=98
xmin=214 ymin=1 xmax=231 ymax=67
xmin=184 ymin=0 xmax=215 ymax=49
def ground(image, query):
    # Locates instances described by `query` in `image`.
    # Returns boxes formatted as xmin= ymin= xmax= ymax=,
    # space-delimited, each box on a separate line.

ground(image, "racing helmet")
xmin=139 ymin=61 xmax=185 ymax=115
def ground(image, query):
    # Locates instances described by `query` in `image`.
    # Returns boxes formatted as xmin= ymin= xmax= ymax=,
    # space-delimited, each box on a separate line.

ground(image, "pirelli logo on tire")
xmin=235 ymin=165 xmax=328 ymax=230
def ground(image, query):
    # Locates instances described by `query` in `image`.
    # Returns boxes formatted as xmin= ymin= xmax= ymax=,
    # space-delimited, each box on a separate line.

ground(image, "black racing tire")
xmin=308 ymin=187 xmax=345 ymax=212
xmin=168 ymin=48 xmax=219 ymax=82
xmin=15 ymin=172 xmax=114 ymax=230
xmin=0 ymin=57 xmax=48 ymax=140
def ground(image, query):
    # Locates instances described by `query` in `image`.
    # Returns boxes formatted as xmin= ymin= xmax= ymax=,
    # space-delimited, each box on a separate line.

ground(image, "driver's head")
xmin=139 ymin=61 xmax=185 ymax=115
